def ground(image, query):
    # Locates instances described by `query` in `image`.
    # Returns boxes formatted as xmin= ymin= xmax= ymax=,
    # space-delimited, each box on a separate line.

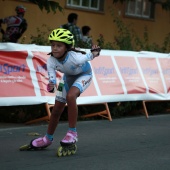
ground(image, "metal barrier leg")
xmin=81 ymin=103 xmax=112 ymax=121
xmin=25 ymin=102 xmax=112 ymax=125
xmin=25 ymin=103 xmax=53 ymax=125
xmin=142 ymin=101 xmax=149 ymax=119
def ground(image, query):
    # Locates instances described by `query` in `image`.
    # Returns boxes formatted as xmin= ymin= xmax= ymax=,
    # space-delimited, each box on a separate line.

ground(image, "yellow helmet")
xmin=48 ymin=28 xmax=74 ymax=45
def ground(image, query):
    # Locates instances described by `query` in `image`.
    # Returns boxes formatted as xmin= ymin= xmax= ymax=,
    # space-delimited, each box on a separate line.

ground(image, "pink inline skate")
xmin=57 ymin=131 xmax=78 ymax=157
xmin=19 ymin=135 xmax=52 ymax=151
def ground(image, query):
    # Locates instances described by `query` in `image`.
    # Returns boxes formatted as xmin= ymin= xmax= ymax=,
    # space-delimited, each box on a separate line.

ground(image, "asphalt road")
xmin=0 ymin=114 xmax=170 ymax=170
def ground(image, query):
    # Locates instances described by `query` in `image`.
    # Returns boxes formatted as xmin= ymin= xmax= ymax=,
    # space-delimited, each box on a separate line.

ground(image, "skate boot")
xmin=57 ymin=131 xmax=78 ymax=157
xmin=19 ymin=135 xmax=52 ymax=151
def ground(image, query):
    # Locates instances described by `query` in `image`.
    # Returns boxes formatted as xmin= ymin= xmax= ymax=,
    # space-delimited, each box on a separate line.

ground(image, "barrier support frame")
xmin=142 ymin=100 xmax=149 ymax=119
xmin=142 ymin=100 xmax=170 ymax=119
xmin=80 ymin=103 xmax=112 ymax=121
xmin=25 ymin=102 xmax=112 ymax=125
xmin=25 ymin=103 xmax=53 ymax=125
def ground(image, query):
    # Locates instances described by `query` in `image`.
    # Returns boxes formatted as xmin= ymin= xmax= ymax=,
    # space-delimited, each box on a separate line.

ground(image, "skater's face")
xmin=51 ymin=41 xmax=67 ymax=60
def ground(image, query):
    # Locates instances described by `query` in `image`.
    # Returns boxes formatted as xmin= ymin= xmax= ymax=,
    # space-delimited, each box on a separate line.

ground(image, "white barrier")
xmin=0 ymin=43 xmax=170 ymax=122
xmin=0 ymin=43 xmax=170 ymax=106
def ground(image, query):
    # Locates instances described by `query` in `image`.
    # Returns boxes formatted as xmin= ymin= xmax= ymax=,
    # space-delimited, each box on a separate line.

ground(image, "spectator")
xmin=0 ymin=5 xmax=27 ymax=43
xmin=61 ymin=13 xmax=82 ymax=47
xmin=82 ymin=25 xmax=93 ymax=48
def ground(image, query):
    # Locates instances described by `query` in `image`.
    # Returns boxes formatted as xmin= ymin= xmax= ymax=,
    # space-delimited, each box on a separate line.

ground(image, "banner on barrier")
xmin=0 ymin=43 xmax=170 ymax=106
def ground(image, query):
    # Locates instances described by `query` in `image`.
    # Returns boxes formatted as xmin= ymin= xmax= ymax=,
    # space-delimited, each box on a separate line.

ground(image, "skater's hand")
xmin=47 ymin=82 xmax=55 ymax=93
xmin=91 ymin=45 xmax=101 ymax=58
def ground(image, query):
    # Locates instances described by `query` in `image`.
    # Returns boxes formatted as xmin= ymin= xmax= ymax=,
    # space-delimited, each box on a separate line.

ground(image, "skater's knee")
xmin=66 ymin=91 xmax=79 ymax=102
xmin=66 ymin=87 xmax=80 ymax=101
xmin=66 ymin=93 xmax=75 ymax=102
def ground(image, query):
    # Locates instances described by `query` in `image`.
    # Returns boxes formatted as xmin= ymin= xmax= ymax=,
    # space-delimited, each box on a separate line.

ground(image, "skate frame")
xmin=25 ymin=102 xmax=112 ymax=125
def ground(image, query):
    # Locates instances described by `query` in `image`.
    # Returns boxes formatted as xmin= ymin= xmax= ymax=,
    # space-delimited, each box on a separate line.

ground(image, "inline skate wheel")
xmin=57 ymin=146 xmax=67 ymax=157
xmin=62 ymin=149 xmax=67 ymax=156
xmin=19 ymin=144 xmax=31 ymax=151
xmin=57 ymin=146 xmax=63 ymax=157
xmin=67 ymin=150 xmax=71 ymax=156
xmin=71 ymin=144 xmax=77 ymax=154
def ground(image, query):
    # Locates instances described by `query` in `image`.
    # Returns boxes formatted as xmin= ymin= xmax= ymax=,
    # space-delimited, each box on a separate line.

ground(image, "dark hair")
xmin=68 ymin=48 xmax=86 ymax=54
xmin=63 ymin=43 xmax=86 ymax=54
xmin=48 ymin=43 xmax=86 ymax=56
xmin=82 ymin=26 xmax=91 ymax=36
xmin=68 ymin=13 xmax=78 ymax=23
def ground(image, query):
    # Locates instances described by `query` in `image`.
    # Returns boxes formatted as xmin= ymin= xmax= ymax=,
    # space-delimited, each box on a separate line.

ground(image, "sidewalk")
xmin=0 ymin=114 xmax=170 ymax=170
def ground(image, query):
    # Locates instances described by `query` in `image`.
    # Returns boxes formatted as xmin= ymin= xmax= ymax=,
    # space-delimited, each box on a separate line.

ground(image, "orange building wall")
xmin=0 ymin=0 xmax=169 ymax=47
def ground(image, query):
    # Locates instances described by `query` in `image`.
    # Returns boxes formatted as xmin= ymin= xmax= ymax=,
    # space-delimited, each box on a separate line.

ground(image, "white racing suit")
xmin=47 ymin=51 xmax=94 ymax=103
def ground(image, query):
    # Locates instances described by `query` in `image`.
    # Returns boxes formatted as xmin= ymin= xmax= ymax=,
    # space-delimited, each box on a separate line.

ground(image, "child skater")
xmin=20 ymin=28 xmax=101 ymax=156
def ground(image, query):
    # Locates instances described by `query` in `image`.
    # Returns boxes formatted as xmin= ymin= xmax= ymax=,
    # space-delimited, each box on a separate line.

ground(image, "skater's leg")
xmin=66 ymin=86 xmax=80 ymax=129
xmin=57 ymin=76 xmax=92 ymax=156
xmin=60 ymin=86 xmax=79 ymax=145
xmin=47 ymin=100 xmax=66 ymax=135
xmin=31 ymin=101 xmax=65 ymax=148
xmin=66 ymin=74 xmax=92 ymax=130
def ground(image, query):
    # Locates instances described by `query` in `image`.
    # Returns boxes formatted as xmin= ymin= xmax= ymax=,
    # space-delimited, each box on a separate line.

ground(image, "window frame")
xmin=125 ymin=0 xmax=155 ymax=20
xmin=66 ymin=0 xmax=104 ymax=12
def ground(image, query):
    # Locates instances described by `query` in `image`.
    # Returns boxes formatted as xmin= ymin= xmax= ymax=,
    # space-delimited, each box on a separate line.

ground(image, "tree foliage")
xmin=28 ymin=0 xmax=63 ymax=13
xmin=113 ymin=0 xmax=170 ymax=11
xmin=6 ymin=0 xmax=63 ymax=13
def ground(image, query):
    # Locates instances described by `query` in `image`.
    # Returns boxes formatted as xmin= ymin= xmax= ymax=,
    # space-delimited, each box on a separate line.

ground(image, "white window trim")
xmin=67 ymin=0 xmax=100 ymax=11
xmin=125 ymin=0 xmax=153 ymax=19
